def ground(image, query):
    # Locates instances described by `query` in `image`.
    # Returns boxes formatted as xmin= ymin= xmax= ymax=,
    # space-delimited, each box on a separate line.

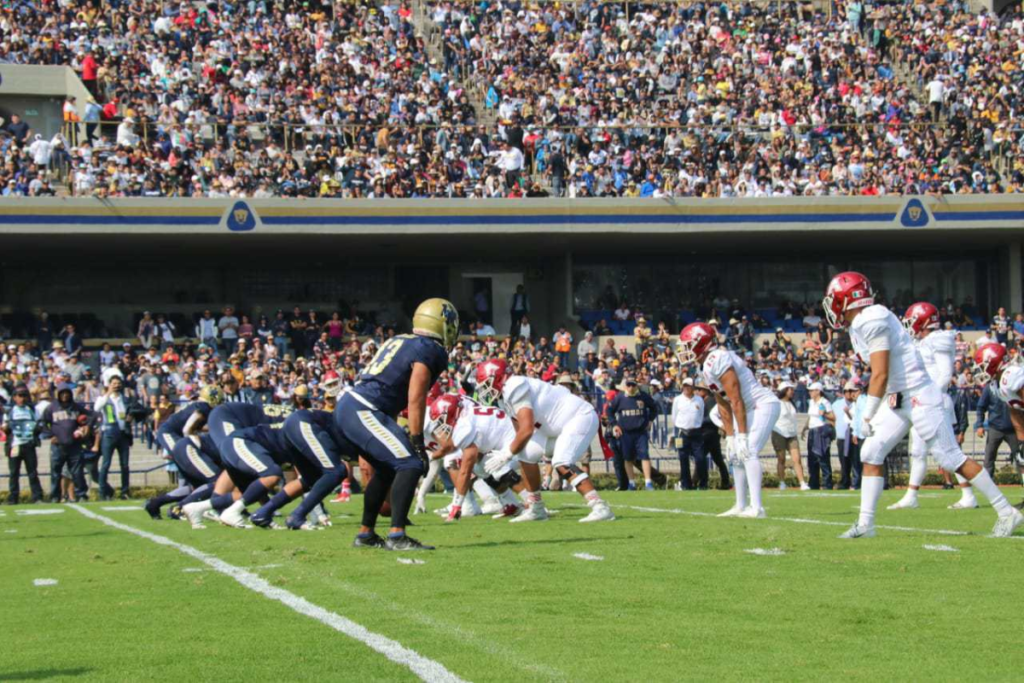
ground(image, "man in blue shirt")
xmin=975 ymin=379 xmax=1020 ymax=478
xmin=607 ymin=379 xmax=657 ymax=490
xmin=335 ymin=298 xmax=457 ymax=551
xmin=2 ymin=387 xmax=43 ymax=503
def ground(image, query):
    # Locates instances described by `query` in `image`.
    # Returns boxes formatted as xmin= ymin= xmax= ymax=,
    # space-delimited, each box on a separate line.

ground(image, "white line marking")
xmin=34 ymin=578 xmax=58 ymax=586
xmin=5 ymin=529 xmax=17 ymax=534
xmin=923 ymin=544 xmax=959 ymax=553
xmin=101 ymin=506 xmax=145 ymax=511
xmin=181 ymin=563 xmax=284 ymax=574
xmin=69 ymin=505 xmax=467 ymax=683
xmin=572 ymin=553 xmax=604 ymax=561
xmin=745 ymin=548 xmax=786 ymax=556
xmin=16 ymin=509 xmax=65 ymax=516
xmin=397 ymin=558 xmax=426 ymax=565
xmin=591 ymin=504 xmax=985 ymax=537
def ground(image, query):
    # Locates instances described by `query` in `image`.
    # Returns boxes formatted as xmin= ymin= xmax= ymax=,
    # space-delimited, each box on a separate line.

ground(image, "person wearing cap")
xmin=802 ymin=381 xmax=835 ymax=490
xmin=836 ymin=381 xmax=863 ymax=490
xmin=672 ymin=378 xmax=705 ymax=490
xmin=3 ymin=386 xmax=44 ymax=503
xmin=771 ymin=381 xmax=808 ymax=491
xmin=40 ymin=384 xmax=92 ymax=502
xmin=606 ymin=378 xmax=657 ymax=490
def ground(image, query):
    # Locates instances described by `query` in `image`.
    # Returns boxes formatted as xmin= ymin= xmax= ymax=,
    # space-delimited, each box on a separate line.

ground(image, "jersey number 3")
xmin=365 ymin=338 xmax=405 ymax=375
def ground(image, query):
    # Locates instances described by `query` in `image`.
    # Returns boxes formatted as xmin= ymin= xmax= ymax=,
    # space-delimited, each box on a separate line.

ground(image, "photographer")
xmin=3 ymin=386 xmax=44 ymax=503
xmin=93 ymin=375 xmax=133 ymax=500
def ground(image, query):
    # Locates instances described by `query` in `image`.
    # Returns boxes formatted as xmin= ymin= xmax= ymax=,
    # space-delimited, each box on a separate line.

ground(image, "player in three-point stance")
xmin=823 ymin=272 xmax=1022 ymax=538
xmin=678 ymin=322 xmax=780 ymax=518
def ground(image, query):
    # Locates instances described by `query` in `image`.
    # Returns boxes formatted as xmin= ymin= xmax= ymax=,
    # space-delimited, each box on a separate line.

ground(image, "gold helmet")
xmin=412 ymin=298 xmax=460 ymax=351
xmin=199 ymin=385 xmax=225 ymax=407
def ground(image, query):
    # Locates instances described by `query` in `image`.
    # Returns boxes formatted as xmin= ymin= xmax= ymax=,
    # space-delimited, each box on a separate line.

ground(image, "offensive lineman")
xmin=823 ymin=272 xmax=1022 ymax=538
xmin=678 ymin=322 xmax=780 ymax=518
xmin=475 ymin=359 xmax=614 ymax=523
xmin=888 ymin=303 xmax=978 ymax=511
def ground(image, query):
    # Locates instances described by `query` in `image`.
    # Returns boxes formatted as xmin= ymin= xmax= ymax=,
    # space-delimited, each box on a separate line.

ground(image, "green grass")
xmin=3 ymin=488 xmax=1024 ymax=682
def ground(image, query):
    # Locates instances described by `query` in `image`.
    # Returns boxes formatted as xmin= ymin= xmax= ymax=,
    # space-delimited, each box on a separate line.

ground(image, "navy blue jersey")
xmin=607 ymin=391 xmax=656 ymax=432
xmin=283 ymin=409 xmax=357 ymax=467
xmin=208 ymin=403 xmax=268 ymax=448
xmin=232 ymin=424 xmax=294 ymax=464
xmin=353 ymin=333 xmax=448 ymax=417
xmin=159 ymin=401 xmax=212 ymax=440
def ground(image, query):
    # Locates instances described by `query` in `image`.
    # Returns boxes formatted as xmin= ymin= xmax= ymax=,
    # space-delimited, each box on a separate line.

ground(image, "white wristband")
xmin=863 ymin=395 xmax=882 ymax=421
xmin=451 ymin=493 xmax=465 ymax=507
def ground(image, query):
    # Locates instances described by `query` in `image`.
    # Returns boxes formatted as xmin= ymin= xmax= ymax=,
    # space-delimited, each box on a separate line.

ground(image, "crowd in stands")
xmin=1 ymin=0 xmax=1023 ymax=197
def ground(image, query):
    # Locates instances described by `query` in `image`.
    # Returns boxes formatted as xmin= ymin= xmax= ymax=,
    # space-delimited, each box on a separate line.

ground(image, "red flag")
xmin=598 ymin=429 xmax=614 ymax=460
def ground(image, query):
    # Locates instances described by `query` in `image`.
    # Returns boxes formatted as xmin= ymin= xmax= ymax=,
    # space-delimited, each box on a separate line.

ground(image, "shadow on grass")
xmin=0 ymin=668 xmax=93 ymax=680
xmin=452 ymin=536 xmax=632 ymax=550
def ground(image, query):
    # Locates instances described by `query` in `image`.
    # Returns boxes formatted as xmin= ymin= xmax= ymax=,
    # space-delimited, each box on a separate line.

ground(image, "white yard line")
xmin=592 ymin=503 xmax=1024 ymax=539
xmin=69 ymin=504 xmax=468 ymax=683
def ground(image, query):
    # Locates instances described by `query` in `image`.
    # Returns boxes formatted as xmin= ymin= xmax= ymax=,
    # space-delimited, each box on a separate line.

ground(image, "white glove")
xmin=484 ymin=449 xmax=514 ymax=476
xmin=414 ymin=496 xmax=427 ymax=515
xmin=734 ymin=434 xmax=751 ymax=461
xmin=724 ymin=435 xmax=737 ymax=461
xmin=862 ymin=419 xmax=874 ymax=439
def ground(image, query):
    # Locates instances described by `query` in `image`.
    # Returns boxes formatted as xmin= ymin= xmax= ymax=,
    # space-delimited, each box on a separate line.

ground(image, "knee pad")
xmin=859 ymin=436 xmax=887 ymax=466
xmin=929 ymin=428 xmax=968 ymax=473
xmin=484 ymin=470 xmax=521 ymax=492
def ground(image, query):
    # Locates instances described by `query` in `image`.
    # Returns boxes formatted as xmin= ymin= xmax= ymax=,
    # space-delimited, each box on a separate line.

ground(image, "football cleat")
xmin=250 ymin=514 xmax=282 ymax=530
xmin=168 ymin=505 xmax=183 ymax=521
xmin=509 ymin=504 xmax=549 ymax=523
xmin=286 ymin=515 xmax=319 ymax=531
xmin=219 ymin=503 xmax=250 ymax=529
xmin=492 ymin=503 xmax=522 ymax=519
xmin=144 ymin=498 xmax=162 ymax=520
xmin=352 ymin=532 xmax=387 ymax=549
xmin=838 ymin=523 xmax=876 ymax=539
xmin=314 ymin=512 xmax=332 ymax=528
xmin=739 ymin=506 xmax=767 ymax=519
xmin=182 ymin=502 xmax=207 ymax=528
xmin=330 ymin=491 xmax=351 ymax=504
xmin=579 ymin=503 xmax=615 ymax=523
xmin=480 ymin=499 xmax=503 ymax=516
xmin=886 ymin=497 xmax=919 ymax=510
xmin=385 ymin=534 xmax=435 ymax=551
xmin=948 ymin=499 xmax=979 ymax=510
xmin=717 ymin=505 xmax=745 ymax=518
xmin=202 ymin=510 xmax=221 ymax=523
xmin=991 ymin=508 xmax=1024 ymax=538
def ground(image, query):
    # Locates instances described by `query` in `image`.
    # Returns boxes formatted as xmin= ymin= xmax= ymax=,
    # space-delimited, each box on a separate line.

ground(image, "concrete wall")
xmin=0 ymin=65 xmax=92 ymax=139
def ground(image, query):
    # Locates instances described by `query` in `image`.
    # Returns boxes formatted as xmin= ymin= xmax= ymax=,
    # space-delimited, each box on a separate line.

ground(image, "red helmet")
xmin=823 ymin=271 xmax=875 ymax=329
xmin=975 ymin=343 xmax=1008 ymax=384
xmin=475 ymin=358 xmax=509 ymax=405
xmin=427 ymin=393 xmax=461 ymax=440
xmin=677 ymin=322 xmax=718 ymax=365
xmin=322 ymin=370 xmax=341 ymax=397
xmin=902 ymin=302 xmax=939 ymax=337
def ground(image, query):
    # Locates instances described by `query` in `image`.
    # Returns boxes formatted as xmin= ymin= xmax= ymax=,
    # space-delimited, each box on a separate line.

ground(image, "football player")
xmin=975 ymin=343 xmax=1024 ymax=509
xmin=181 ymin=423 xmax=295 ymax=529
xmin=428 ymin=393 xmax=534 ymax=522
xmin=888 ymin=303 xmax=977 ymax=511
xmin=333 ymin=298 xmax=456 ymax=550
xmin=155 ymin=385 xmax=224 ymax=454
xmin=476 ymin=359 xmax=614 ymax=523
xmin=248 ymin=408 xmax=354 ymax=530
xmin=824 ymin=273 xmax=1022 ymax=538
xmin=678 ymin=322 xmax=780 ymax=518
xmin=146 ymin=433 xmax=223 ymax=520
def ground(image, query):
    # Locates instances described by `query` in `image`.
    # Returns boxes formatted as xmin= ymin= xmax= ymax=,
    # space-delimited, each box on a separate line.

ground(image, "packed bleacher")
xmin=2 ymin=0 xmax=1023 ymax=197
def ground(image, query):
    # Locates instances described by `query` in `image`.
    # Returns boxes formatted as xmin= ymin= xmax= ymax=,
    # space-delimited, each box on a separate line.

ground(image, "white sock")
xmin=472 ymin=478 xmax=498 ymax=504
xmin=190 ymin=499 xmax=213 ymax=513
xmin=499 ymin=489 xmax=519 ymax=507
xmin=969 ymin=470 xmax=1012 ymax=516
xmin=907 ymin=456 xmax=926 ymax=490
xmin=954 ymin=474 xmax=977 ymax=502
xmin=732 ymin=464 xmax=748 ymax=510
xmin=857 ymin=476 xmax=884 ymax=528
xmin=743 ymin=458 xmax=763 ymax=510
xmin=584 ymin=490 xmax=603 ymax=507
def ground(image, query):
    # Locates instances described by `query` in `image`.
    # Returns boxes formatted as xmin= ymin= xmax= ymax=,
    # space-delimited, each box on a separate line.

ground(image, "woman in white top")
xmin=771 ymin=382 xmax=809 ymax=490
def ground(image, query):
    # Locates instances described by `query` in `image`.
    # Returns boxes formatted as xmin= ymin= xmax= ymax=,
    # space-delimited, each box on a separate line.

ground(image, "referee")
xmin=607 ymin=378 xmax=657 ymax=490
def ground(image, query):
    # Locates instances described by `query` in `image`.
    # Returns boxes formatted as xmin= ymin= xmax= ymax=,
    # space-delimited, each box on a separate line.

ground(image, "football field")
xmin=3 ymin=489 xmax=1023 ymax=682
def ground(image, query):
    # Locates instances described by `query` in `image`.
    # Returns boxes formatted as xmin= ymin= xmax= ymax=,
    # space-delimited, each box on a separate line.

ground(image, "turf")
xmin=3 ymin=488 xmax=1024 ymax=682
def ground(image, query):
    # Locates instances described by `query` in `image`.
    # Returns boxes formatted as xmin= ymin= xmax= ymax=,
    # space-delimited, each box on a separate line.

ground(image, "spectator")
xmin=510 ymin=285 xmax=530 ymax=336
xmin=697 ymin=385 xmax=730 ymax=489
xmin=61 ymin=323 xmax=83 ymax=358
xmin=218 ymin=307 xmax=240 ymax=358
xmin=577 ymin=331 xmax=597 ymax=369
xmin=40 ymin=384 xmax=91 ymax=502
xmin=975 ymin=377 xmax=1019 ymax=478
xmin=3 ymin=386 xmax=44 ymax=504
xmin=195 ymin=310 xmax=218 ymax=350
xmin=772 ymin=382 xmax=808 ymax=491
xmin=803 ymin=382 xmax=835 ymax=490
xmin=634 ymin=317 xmax=652 ymax=355
xmin=137 ymin=311 xmax=156 ymax=349
xmin=992 ymin=307 xmax=1010 ymax=345
xmin=672 ymin=378 xmax=705 ymax=490
xmin=607 ymin=378 xmax=657 ymax=490
xmin=156 ymin=314 xmax=176 ymax=350
xmin=553 ymin=327 xmax=573 ymax=369
xmin=35 ymin=311 xmax=53 ymax=352
xmin=4 ymin=114 xmax=31 ymax=144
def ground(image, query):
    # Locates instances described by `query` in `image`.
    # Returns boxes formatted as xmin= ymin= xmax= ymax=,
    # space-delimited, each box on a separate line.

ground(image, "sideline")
xmin=69 ymin=504 xmax=469 ymax=683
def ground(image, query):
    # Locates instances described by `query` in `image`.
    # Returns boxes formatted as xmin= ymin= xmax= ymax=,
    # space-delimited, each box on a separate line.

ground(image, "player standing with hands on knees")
xmin=823 ymin=272 xmax=1022 ymax=538
xmin=334 ymin=298 xmax=457 ymax=551
xmin=677 ymin=322 xmax=780 ymax=518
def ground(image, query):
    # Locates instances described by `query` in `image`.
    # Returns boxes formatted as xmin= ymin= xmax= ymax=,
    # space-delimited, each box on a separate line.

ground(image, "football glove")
xmin=734 ymin=434 xmax=750 ymax=461
xmin=862 ymin=419 xmax=874 ymax=439
xmin=410 ymin=433 xmax=429 ymax=466
xmin=445 ymin=505 xmax=462 ymax=523
xmin=484 ymin=449 xmax=514 ymax=476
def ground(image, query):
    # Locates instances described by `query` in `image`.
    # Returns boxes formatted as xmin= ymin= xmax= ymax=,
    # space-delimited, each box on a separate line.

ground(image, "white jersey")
xmin=917 ymin=330 xmax=956 ymax=389
xmin=997 ymin=366 xmax=1024 ymax=411
xmin=501 ymin=376 xmax=591 ymax=438
xmin=850 ymin=305 xmax=930 ymax=394
xmin=452 ymin=401 xmax=516 ymax=455
xmin=701 ymin=348 xmax=777 ymax=411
